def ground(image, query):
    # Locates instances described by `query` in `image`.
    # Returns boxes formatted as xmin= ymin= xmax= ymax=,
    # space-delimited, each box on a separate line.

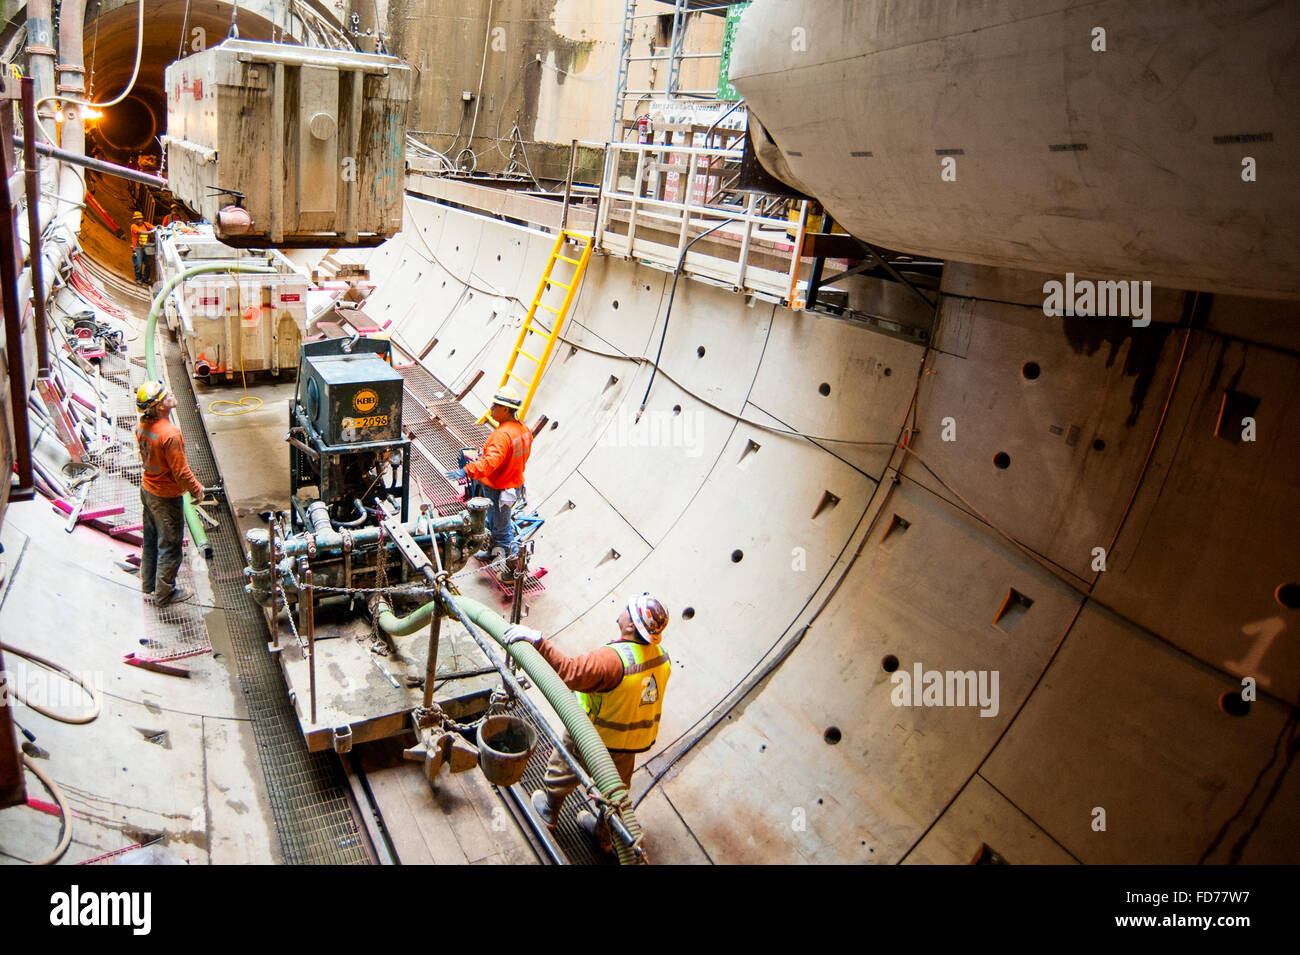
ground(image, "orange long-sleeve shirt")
xmin=130 ymin=221 xmax=155 ymax=248
xmin=466 ymin=419 xmax=531 ymax=489
xmin=134 ymin=416 xmax=203 ymax=499
xmin=535 ymin=639 xmax=627 ymax=694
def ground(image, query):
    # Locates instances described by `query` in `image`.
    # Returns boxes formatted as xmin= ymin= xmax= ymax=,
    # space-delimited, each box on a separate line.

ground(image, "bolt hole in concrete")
xmin=883 ymin=367 xmax=892 ymax=376
xmin=697 ymin=345 xmax=706 ymax=357
xmin=823 ymin=727 xmax=841 ymax=745
xmin=730 ymin=549 xmax=743 ymax=563
xmin=681 ymin=606 xmax=695 ymax=619
xmin=993 ymin=451 xmax=1011 ymax=469
xmin=818 ymin=382 xmax=831 ymax=396
xmin=1092 ymin=438 xmax=1106 ymax=451
xmin=881 ymin=654 xmax=899 ymax=673
xmin=1022 ymin=361 xmax=1041 ymax=380
xmin=613 ymin=299 xmax=619 ymax=310
xmin=1276 ymin=583 xmax=1300 ymax=609
xmin=496 ymin=254 xmax=501 ymax=261
xmin=550 ymin=420 xmax=559 ymax=430
xmin=1219 ymin=691 xmax=1251 ymax=717
xmin=672 ymin=404 xmax=682 ymax=416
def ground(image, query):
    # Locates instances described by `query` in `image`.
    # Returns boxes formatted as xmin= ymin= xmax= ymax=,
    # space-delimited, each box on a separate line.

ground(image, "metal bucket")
xmin=477 ymin=715 xmax=538 ymax=787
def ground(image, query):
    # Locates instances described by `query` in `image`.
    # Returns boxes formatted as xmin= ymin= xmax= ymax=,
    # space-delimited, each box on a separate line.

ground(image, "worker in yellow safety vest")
xmin=130 ymin=211 xmax=155 ymax=286
xmin=505 ymin=593 xmax=671 ymax=852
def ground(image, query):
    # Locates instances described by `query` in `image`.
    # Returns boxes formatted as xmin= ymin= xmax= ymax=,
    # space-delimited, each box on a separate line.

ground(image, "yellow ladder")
xmin=479 ymin=229 xmax=594 ymax=423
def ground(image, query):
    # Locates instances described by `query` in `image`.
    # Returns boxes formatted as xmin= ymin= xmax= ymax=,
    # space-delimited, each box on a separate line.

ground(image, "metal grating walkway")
xmin=163 ymin=337 xmax=372 ymax=865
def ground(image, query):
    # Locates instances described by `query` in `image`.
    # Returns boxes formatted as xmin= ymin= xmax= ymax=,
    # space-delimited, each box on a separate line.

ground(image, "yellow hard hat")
xmin=135 ymin=379 xmax=170 ymax=414
xmin=492 ymin=386 xmax=523 ymax=411
xmin=132 ymin=211 xmax=143 ymax=220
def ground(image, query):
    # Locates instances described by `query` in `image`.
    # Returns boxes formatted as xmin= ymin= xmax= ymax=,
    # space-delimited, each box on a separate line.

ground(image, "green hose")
xmin=143 ymin=263 xmax=277 ymax=557
xmin=374 ymin=598 xmax=439 ymax=636
xmin=376 ymin=593 xmax=647 ymax=864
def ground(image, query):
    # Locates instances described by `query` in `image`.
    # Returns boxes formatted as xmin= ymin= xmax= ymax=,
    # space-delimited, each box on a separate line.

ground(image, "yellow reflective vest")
xmin=576 ymin=641 xmax=671 ymax=754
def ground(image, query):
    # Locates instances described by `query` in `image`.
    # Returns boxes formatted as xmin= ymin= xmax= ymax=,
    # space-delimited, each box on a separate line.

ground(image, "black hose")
xmin=635 ymin=218 xmax=738 ymax=422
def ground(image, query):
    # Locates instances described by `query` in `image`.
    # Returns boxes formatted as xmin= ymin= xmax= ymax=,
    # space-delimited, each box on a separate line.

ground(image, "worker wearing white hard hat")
xmin=445 ymin=386 xmax=531 ymax=559
xmin=505 ymin=593 xmax=671 ymax=852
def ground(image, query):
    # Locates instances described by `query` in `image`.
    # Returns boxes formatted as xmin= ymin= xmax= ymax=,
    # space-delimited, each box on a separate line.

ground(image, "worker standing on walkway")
xmin=445 ymin=386 xmax=531 ymax=560
xmin=506 ymin=594 xmax=671 ymax=852
xmin=134 ymin=380 xmax=205 ymax=607
xmin=130 ymin=212 xmax=155 ymax=286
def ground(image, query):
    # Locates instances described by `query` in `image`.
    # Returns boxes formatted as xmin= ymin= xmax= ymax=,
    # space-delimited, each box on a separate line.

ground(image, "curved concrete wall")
xmin=730 ymin=0 xmax=1300 ymax=299
xmin=340 ymin=194 xmax=1297 ymax=864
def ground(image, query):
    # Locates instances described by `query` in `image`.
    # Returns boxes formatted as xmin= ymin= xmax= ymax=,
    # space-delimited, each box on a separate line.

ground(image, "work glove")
xmin=445 ymin=468 xmax=467 ymax=482
xmin=504 ymin=625 xmax=544 ymax=647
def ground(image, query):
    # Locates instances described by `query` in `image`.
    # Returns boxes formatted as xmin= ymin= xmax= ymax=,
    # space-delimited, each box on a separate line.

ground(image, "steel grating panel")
xmin=163 ymin=337 xmax=372 ymax=865
xmin=399 ymin=364 xmax=496 ymax=514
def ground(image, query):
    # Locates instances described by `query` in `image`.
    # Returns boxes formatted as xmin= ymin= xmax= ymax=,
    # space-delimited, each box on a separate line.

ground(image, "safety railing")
xmin=594 ymin=140 xmax=810 ymax=304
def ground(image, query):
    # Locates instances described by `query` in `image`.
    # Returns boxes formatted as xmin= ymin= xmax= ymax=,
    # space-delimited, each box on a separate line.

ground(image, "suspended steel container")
xmin=163 ymin=40 xmax=411 ymax=248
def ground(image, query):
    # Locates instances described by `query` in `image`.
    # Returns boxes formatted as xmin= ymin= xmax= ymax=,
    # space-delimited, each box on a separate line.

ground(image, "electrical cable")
xmin=177 ymin=0 xmax=192 ymax=60
xmin=87 ymin=0 xmax=101 ymax=99
xmin=636 ymin=218 xmax=738 ymax=421
xmin=0 ymin=633 xmax=97 ymax=867
xmin=462 ymin=0 xmax=495 ymax=166
xmin=632 ymin=373 xmax=928 ymax=811
xmin=19 ymin=755 xmax=72 ymax=865
xmin=403 ymin=220 xmax=898 ymax=447
xmin=0 ymin=641 xmax=102 ymax=724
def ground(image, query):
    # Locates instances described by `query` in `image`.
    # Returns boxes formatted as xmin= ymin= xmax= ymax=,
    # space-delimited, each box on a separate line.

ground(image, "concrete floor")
xmin=0 ymin=496 xmax=280 ymax=864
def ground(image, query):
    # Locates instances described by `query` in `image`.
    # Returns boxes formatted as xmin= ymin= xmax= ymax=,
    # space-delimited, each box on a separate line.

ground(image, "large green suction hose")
xmin=143 ymin=263 xmax=277 ymax=556
xmin=375 ymin=593 xmax=647 ymax=865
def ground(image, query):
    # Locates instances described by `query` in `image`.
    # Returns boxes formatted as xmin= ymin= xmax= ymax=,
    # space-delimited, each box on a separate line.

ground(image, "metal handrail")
xmin=596 ymin=139 xmax=808 ymax=302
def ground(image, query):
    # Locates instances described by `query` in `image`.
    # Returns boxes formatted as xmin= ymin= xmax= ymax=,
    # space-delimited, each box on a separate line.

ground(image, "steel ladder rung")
xmin=546 ymin=278 xmax=572 ymax=289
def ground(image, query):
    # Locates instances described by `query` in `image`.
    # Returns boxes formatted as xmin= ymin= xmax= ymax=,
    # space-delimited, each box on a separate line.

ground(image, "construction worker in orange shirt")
xmin=506 ymin=593 xmax=672 ymax=853
xmin=130 ymin=211 xmax=155 ymax=286
xmin=134 ymin=380 xmax=206 ymax=606
xmin=445 ymin=386 xmax=531 ymax=560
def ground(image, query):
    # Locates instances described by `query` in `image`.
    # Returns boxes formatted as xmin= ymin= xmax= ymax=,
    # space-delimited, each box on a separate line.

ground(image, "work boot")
xmin=576 ymin=809 xmax=614 ymax=854
xmin=530 ymin=789 xmax=558 ymax=831
xmin=155 ymin=585 xmax=193 ymax=607
xmin=474 ymin=545 xmax=505 ymax=562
